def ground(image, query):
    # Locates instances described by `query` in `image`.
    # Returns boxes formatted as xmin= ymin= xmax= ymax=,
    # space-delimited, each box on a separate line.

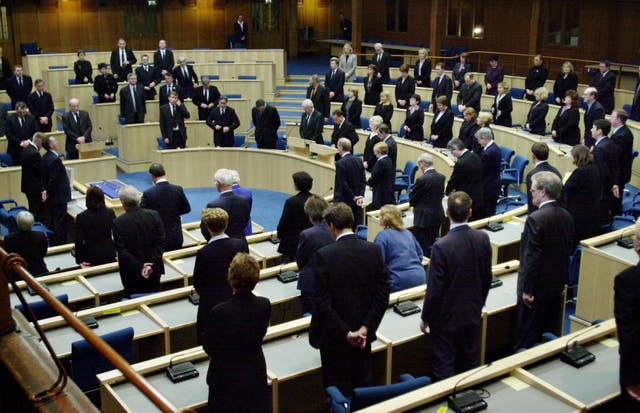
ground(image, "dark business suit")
xmin=20 ymin=143 xmax=43 ymax=220
xmin=632 ymin=79 xmax=640 ymax=122
xmin=158 ymin=82 xmax=182 ymax=107
xmin=233 ymin=21 xmax=249 ymax=46
xmin=561 ymin=163 xmax=601 ymax=246
xmin=306 ymin=85 xmax=330 ymax=118
xmin=492 ymin=93 xmax=513 ymax=127
xmin=61 ymin=110 xmax=93 ymax=160
xmin=414 ymin=59 xmax=431 ymax=88
xmin=382 ymin=136 xmax=397 ymax=170
xmin=135 ymin=64 xmax=158 ymax=100
xmin=203 ymin=292 xmax=271 ymax=413
xmin=363 ymin=132 xmax=381 ymax=172
xmin=200 ymin=191 xmax=251 ymax=243
xmin=27 ymin=91 xmax=54 ymax=132
xmin=594 ymin=137 xmax=620 ymax=224
xmin=299 ymin=110 xmax=325 ymax=144
xmin=252 ymin=105 xmax=281 ymax=149
xmin=6 ymin=75 xmax=33 ymax=109
xmin=394 ymin=76 xmax=416 ymax=109
xmin=119 ymin=84 xmax=146 ymax=124
xmin=584 ymin=101 xmax=605 ymax=148
xmin=334 ymin=153 xmax=366 ymax=225
xmin=113 ymin=206 xmax=165 ymax=297
xmin=457 ymin=81 xmax=482 ymax=113
xmin=524 ymin=66 xmax=548 ymax=101
xmin=409 ymin=168 xmax=445 ymax=256
xmin=74 ymin=207 xmax=116 ymax=266
xmin=452 ymin=62 xmax=471 ymax=90
xmin=445 ymin=150 xmax=483 ymax=217
xmin=340 ymin=98 xmax=362 ymax=129
xmin=159 ymin=102 xmax=190 ymax=149
xmin=110 ymin=47 xmax=137 ymax=81
xmin=363 ymin=76 xmax=383 ymax=106
xmin=206 ymin=106 xmax=240 ymax=147
xmin=4 ymin=230 xmax=49 ymax=276
xmin=173 ymin=64 xmax=199 ymax=99
xmin=153 ymin=49 xmax=175 ymax=76
xmin=431 ymin=74 xmax=453 ymax=111
xmin=310 ymin=234 xmax=390 ymax=395
xmin=331 ymin=120 xmax=359 ymax=148
xmin=141 ymin=181 xmax=191 ymax=251
xmin=193 ymin=236 xmax=249 ymax=342
xmin=192 ymin=85 xmax=221 ymax=120
xmin=41 ymin=150 xmax=72 ymax=246
xmin=525 ymin=161 xmax=561 ymax=213
xmin=614 ymin=263 xmax=640 ymax=412
xmin=590 ymin=70 xmax=616 ymax=114
xmin=553 ymin=73 xmax=578 ymax=104
xmin=367 ymin=155 xmax=395 ymax=210
xmin=231 ymin=184 xmax=253 ymax=236
xmin=74 ymin=60 xmax=93 ymax=84
xmin=429 ymin=109 xmax=453 ymax=148
xmin=405 ymin=106 xmax=424 ymax=141
xmin=0 ymin=56 xmax=12 ymax=90
xmin=526 ymin=101 xmax=549 ymax=136
xmin=276 ymin=191 xmax=313 ymax=259
xmin=5 ymin=113 xmax=38 ymax=165
xmin=296 ymin=221 xmax=334 ymax=313
xmin=479 ymin=142 xmax=502 ymax=218
xmin=373 ymin=103 xmax=393 ymax=129
xmin=325 ymin=68 xmax=346 ymax=102
xmin=611 ymin=125 xmax=635 ymax=217
xmin=515 ymin=201 xmax=574 ymax=349
xmin=371 ymin=51 xmax=391 ymax=84
xmin=93 ymin=73 xmax=118 ymax=103
xmin=422 ymin=224 xmax=492 ymax=380
xmin=458 ymin=120 xmax=480 ymax=154
xmin=551 ymin=106 xmax=580 ymax=146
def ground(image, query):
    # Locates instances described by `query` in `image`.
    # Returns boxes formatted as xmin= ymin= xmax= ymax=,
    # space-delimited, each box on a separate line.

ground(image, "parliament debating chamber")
xmin=1 ymin=0 xmax=640 ymax=412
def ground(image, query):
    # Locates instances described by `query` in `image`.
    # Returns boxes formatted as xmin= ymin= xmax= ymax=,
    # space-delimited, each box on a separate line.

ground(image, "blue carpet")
xmin=287 ymin=56 xmax=329 ymax=75
xmin=279 ymin=110 xmax=304 ymax=117
xmin=275 ymin=101 xmax=305 ymax=107
xmin=278 ymin=93 xmax=307 ymax=99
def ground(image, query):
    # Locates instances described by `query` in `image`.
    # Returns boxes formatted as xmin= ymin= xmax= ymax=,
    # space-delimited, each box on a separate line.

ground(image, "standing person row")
xmin=6 ymin=65 xmax=33 ymax=109
xmin=27 ymin=79 xmax=54 ymax=133
xmin=252 ymin=99 xmax=281 ymax=149
xmin=206 ymin=96 xmax=240 ymax=147
xmin=159 ymin=91 xmax=190 ymax=149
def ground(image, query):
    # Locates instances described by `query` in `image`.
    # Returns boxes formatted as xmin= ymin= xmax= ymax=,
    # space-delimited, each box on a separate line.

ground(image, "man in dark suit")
xmin=610 ymin=109 xmax=635 ymax=217
xmin=4 ymin=211 xmax=49 ymax=276
xmin=632 ymin=66 xmax=640 ymax=122
xmin=325 ymin=57 xmax=345 ymax=102
xmin=113 ymin=185 xmax=166 ymax=298
xmin=414 ymin=49 xmax=431 ymax=88
xmin=582 ymin=87 xmax=605 ymax=148
xmin=367 ymin=141 xmax=396 ymax=211
xmin=135 ymin=54 xmax=158 ymax=101
xmin=457 ymin=73 xmax=482 ymax=114
xmin=159 ymin=91 xmax=190 ymax=149
xmin=310 ymin=203 xmax=390 ymax=396
xmin=515 ymin=171 xmax=574 ymax=349
xmin=614 ymin=219 xmax=640 ymax=412
xmin=173 ymin=56 xmax=199 ymax=99
xmin=525 ymin=142 xmax=561 ymax=213
xmin=410 ymin=153 xmax=445 ymax=256
xmin=306 ymin=75 xmax=330 ymax=120
xmin=206 ymin=96 xmax=240 ymax=147
xmin=93 ymin=63 xmax=118 ymax=103
xmin=277 ymin=171 xmax=314 ymax=260
xmin=192 ymin=76 xmax=221 ymax=120
xmin=431 ymin=62 xmax=453 ymax=112
xmin=119 ymin=73 xmax=146 ymax=124
xmin=590 ymin=60 xmax=616 ymax=114
xmin=378 ymin=124 xmax=397 ymax=169
xmin=0 ymin=46 xmax=12 ymax=90
xmin=141 ymin=163 xmax=191 ymax=252
xmin=61 ymin=98 xmax=93 ymax=160
xmin=5 ymin=101 xmax=38 ymax=165
xmin=200 ymin=168 xmax=251 ymax=244
xmin=158 ymin=73 xmax=182 ymax=107
xmin=524 ymin=54 xmax=548 ymax=101
xmin=233 ymin=14 xmax=248 ymax=47
xmin=421 ymin=191 xmax=491 ymax=380
xmin=371 ymin=43 xmax=391 ymax=84
xmin=445 ymin=138 xmax=483 ymax=219
xmin=477 ymin=128 xmax=502 ymax=219
xmin=26 ymin=79 xmax=54 ymax=133
xmin=6 ymin=65 xmax=33 ymax=109
xmin=153 ymin=39 xmax=175 ymax=78
xmin=252 ymin=99 xmax=281 ymax=149
xmin=230 ymin=170 xmax=254 ymax=236
xmin=20 ymin=132 xmax=44 ymax=221
xmin=330 ymin=110 xmax=359 ymax=149
xmin=41 ymin=135 xmax=72 ymax=246
xmin=299 ymin=99 xmax=325 ymax=144
xmin=334 ymin=138 xmax=366 ymax=226
xmin=592 ymin=119 xmax=619 ymax=225
xmin=110 ymin=38 xmax=137 ymax=82
xmin=338 ymin=12 xmax=352 ymax=40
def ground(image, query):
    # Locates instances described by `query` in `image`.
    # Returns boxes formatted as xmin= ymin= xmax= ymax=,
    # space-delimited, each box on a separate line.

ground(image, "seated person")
xmin=4 ymin=211 xmax=49 ymax=276
xmin=373 ymin=205 xmax=426 ymax=292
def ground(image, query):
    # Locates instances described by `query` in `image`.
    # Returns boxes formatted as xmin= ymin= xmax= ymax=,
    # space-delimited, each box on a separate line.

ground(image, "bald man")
xmin=61 ymin=98 xmax=93 ymax=159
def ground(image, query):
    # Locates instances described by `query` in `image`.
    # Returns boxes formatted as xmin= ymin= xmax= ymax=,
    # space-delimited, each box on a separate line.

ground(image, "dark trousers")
xmin=168 ymin=130 xmax=186 ymax=149
xmin=125 ymin=112 xmax=145 ymax=124
xmin=414 ymin=224 xmax=440 ymax=258
xmin=514 ymin=294 xmax=563 ymax=350
xmin=47 ymin=201 xmax=67 ymax=246
xmin=300 ymin=292 xmax=315 ymax=315
xmin=320 ymin=342 xmax=372 ymax=397
xmin=214 ymin=134 xmax=233 ymax=147
xmin=66 ymin=140 xmax=79 ymax=160
xmin=611 ymin=189 xmax=624 ymax=218
xmin=25 ymin=191 xmax=44 ymax=223
xmin=256 ymin=134 xmax=277 ymax=149
xmin=600 ymin=198 xmax=613 ymax=225
xmin=431 ymin=323 xmax=480 ymax=381
xmin=37 ymin=122 xmax=52 ymax=133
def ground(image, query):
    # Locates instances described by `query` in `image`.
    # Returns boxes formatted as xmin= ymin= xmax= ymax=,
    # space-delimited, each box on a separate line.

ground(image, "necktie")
xmin=121 ymin=49 xmax=125 ymax=65
xmin=221 ymin=108 xmax=225 ymax=116
xmin=332 ymin=70 xmax=335 ymax=79
xmin=171 ymin=104 xmax=175 ymax=117
xmin=204 ymin=88 xmax=208 ymax=101
xmin=19 ymin=117 xmax=23 ymax=127
xmin=306 ymin=114 xmax=310 ymax=125
xmin=74 ymin=112 xmax=78 ymax=123
xmin=18 ymin=77 xmax=22 ymax=86
xmin=183 ymin=67 xmax=187 ymax=78
xmin=38 ymin=91 xmax=41 ymax=98
xmin=144 ymin=65 xmax=148 ymax=72
xmin=168 ymin=84 xmax=172 ymax=93
xmin=161 ymin=50 xmax=165 ymax=60
xmin=131 ymin=86 xmax=136 ymax=111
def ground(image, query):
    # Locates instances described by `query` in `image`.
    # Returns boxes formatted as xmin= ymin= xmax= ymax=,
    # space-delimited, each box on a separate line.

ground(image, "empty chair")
xmin=0 ymin=153 xmax=14 ymax=167
xmin=234 ymin=135 xmax=246 ymax=147
xmin=92 ymin=95 xmax=100 ymax=104
xmin=394 ymin=160 xmax=418 ymax=200
xmin=48 ymin=65 xmax=68 ymax=69
xmin=356 ymin=224 xmax=368 ymax=240
xmin=499 ymin=146 xmax=515 ymax=170
xmin=67 ymin=79 xmax=77 ymax=85
xmin=156 ymin=136 xmax=168 ymax=150
xmin=226 ymin=93 xmax=242 ymax=99
xmin=500 ymin=154 xmax=529 ymax=199
xmin=398 ymin=122 xmax=406 ymax=138
xmin=567 ymin=245 xmax=582 ymax=301
xmin=360 ymin=117 xmax=370 ymax=131
xmin=510 ymin=88 xmax=525 ymax=100
xmin=15 ymin=294 xmax=68 ymax=322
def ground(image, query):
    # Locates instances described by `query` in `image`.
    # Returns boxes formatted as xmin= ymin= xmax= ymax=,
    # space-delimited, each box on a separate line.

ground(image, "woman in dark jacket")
xmin=404 ymin=94 xmax=424 ymax=141
xmin=525 ymin=87 xmax=549 ymax=136
xmin=491 ymin=82 xmax=513 ymax=127
xmin=429 ymin=95 xmax=453 ymax=148
xmin=551 ymin=89 xmax=581 ymax=146
xmin=374 ymin=90 xmax=394 ymax=128
xmin=340 ymin=87 xmax=362 ymax=129
xmin=74 ymin=186 xmax=116 ymax=266
xmin=395 ymin=64 xmax=416 ymax=109
xmin=364 ymin=64 xmax=383 ymax=106
xmin=203 ymin=253 xmax=271 ymax=413
xmin=458 ymin=107 xmax=481 ymax=153
xmin=553 ymin=61 xmax=579 ymax=105
xmin=363 ymin=115 xmax=383 ymax=171
xmin=73 ymin=50 xmax=93 ymax=84
xmin=276 ymin=171 xmax=314 ymax=261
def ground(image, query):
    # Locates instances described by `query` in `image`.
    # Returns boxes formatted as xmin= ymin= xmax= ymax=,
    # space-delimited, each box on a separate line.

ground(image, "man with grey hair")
xmin=113 ymin=185 xmax=166 ymax=297
xmin=61 ymin=98 xmax=92 ymax=160
xmin=230 ymin=169 xmax=253 ymax=235
xmin=515 ymin=171 xmax=574 ymax=349
xmin=445 ymin=138 xmax=483 ymax=219
xmin=172 ymin=55 xmax=198 ymax=99
xmin=4 ymin=210 xmax=49 ymax=276
xmin=372 ymin=43 xmax=391 ymax=83
xmin=299 ymin=98 xmax=324 ymax=144
xmin=119 ymin=72 xmax=146 ymax=124
xmin=200 ymin=169 xmax=251 ymax=243
xmin=306 ymin=75 xmax=330 ymax=119
xmin=409 ymin=153 xmax=445 ymax=256
xmin=193 ymin=75 xmax=221 ymax=120
xmin=476 ymin=127 xmax=501 ymax=218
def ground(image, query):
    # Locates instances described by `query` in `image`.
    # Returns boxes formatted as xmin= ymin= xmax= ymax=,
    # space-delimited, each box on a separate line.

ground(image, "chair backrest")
xmin=360 ymin=117 xmax=370 ymax=131
xmin=568 ymin=245 xmax=582 ymax=288
xmin=0 ymin=207 xmax=17 ymax=232
xmin=233 ymin=135 xmax=246 ymax=147
xmin=92 ymin=95 xmax=99 ymax=104
xmin=451 ymin=104 xmax=462 ymax=118
xmin=546 ymin=92 xmax=556 ymax=104
xmin=156 ymin=136 xmax=167 ymax=150
xmin=226 ymin=93 xmax=242 ymax=99
xmin=403 ymin=160 xmax=418 ymax=182
xmin=499 ymin=146 xmax=515 ymax=166
xmin=510 ymin=88 xmax=525 ymax=100
xmin=511 ymin=155 xmax=529 ymax=184
xmin=238 ymin=75 xmax=257 ymax=80
xmin=419 ymin=101 xmax=430 ymax=112
xmin=71 ymin=327 xmax=134 ymax=391
xmin=351 ymin=375 xmax=432 ymax=411
xmin=0 ymin=153 xmax=14 ymax=167
xmin=398 ymin=122 xmax=406 ymax=138
xmin=276 ymin=138 xmax=287 ymax=150
xmin=15 ymin=294 xmax=69 ymax=322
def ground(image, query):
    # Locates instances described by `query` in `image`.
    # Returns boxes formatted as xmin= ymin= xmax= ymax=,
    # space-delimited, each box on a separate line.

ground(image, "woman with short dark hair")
xmin=74 ymin=186 xmax=116 ymax=267
xmin=395 ymin=63 xmax=416 ymax=109
xmin=551 ymin=89 xmax=581 ymax=146
xmin=364 ymin=64 xmax=383 ymax=105
xmin=276 ymin=171 xmax=314 ymax=261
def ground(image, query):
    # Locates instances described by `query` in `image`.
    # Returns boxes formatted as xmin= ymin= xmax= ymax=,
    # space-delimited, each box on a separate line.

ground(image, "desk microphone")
xmin=560 ymin=323 xmax=600 ymax=368
xmin=617 ymin=232 xmax=634 ymax=249
xmin=187 ymin=287 xmax=200 ymax=305
xmin=166 ymin=353 xmax=199 ymax=383
xmin=393 ymin=292 xmax=420 ymax=317
xmin=447 ymin=363 xmax=492 ymax=412
xmin=276 ymin=262 xmax=298 ymax=283
xmin=320 ymin=186 xmax=334 ymax=198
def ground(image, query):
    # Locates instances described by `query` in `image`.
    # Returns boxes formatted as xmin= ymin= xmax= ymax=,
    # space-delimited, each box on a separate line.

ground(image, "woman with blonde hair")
xmin=525 ymin=87 xmax=549 ymax=135
xmin=491 ymin=82 xmax=513 ymax=127
xmin=458 ymin=107 xmax=480 ymax=152
xmin=373 ymin=205 xmax=426 ymax=291
xmin=553 ymin=61 xmax=578 ymax=105
xmin=374 ymin=90 xmax=394 ymax=128
xmin=339 ymin=43 xmax=357 ymax=82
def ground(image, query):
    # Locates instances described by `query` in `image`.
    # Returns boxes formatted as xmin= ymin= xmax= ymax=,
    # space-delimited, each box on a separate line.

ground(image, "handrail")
xmin=0 ymin=248 xmax=195 ymax=413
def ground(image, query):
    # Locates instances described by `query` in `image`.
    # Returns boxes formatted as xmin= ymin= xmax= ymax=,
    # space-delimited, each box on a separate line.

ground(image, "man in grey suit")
xmin=409 ymin=153 xmax=445 ymax=257
xmin=525 ymin=142 xmax=561 ymax=213
xmin=61 ymin=98 xmax=92 ymax=160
